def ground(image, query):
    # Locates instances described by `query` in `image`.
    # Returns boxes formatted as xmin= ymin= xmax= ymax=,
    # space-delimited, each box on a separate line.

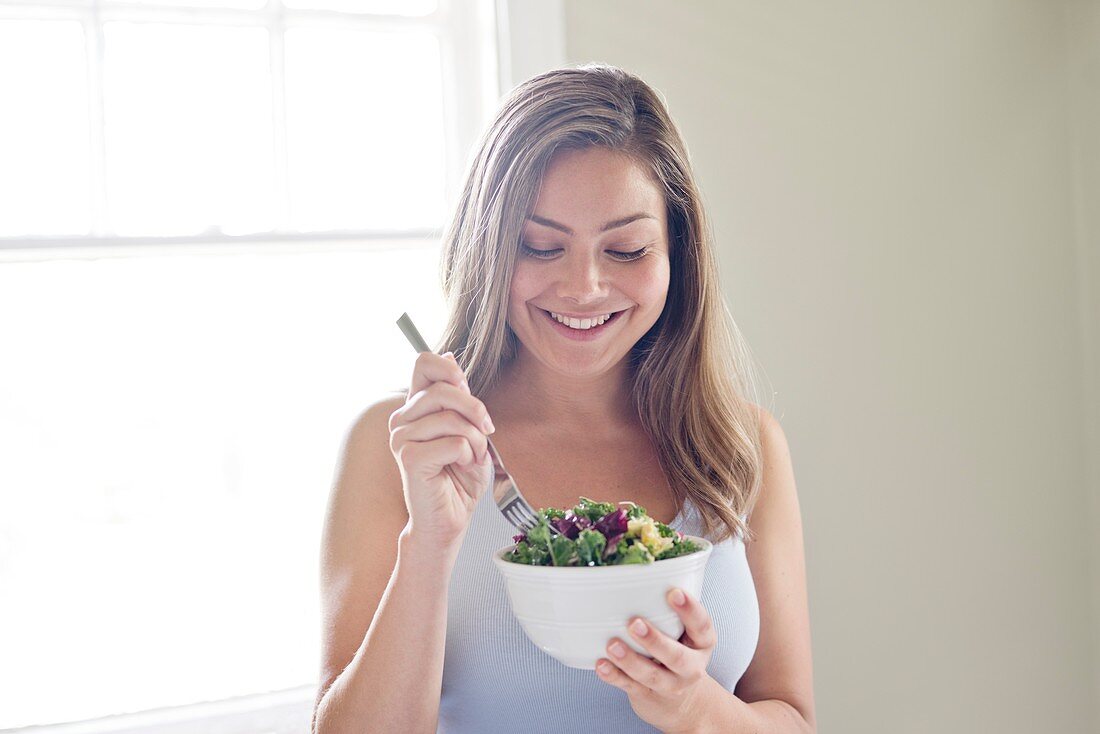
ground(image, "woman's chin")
xmin=539 ymin=346 xmax=633 ymax=377
xmin=508 ymin=313 xmax=644 ymax=376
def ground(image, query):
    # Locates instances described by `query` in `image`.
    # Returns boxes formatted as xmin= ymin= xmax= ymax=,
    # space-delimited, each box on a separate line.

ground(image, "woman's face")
xmin=507 ymin=146 xmax=671 ymax=377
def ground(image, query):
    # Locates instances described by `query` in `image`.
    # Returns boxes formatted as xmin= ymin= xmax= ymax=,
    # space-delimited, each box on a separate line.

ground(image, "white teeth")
xmin=549 ymin=311 xmax=612 ymax=330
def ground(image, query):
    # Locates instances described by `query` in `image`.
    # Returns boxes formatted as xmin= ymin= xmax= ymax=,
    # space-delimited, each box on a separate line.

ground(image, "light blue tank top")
xmin=440 ymin=487 xmax=760 ymax=733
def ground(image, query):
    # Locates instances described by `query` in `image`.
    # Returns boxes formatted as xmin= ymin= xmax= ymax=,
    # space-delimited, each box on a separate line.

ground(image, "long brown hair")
xmin=435 ymin=63 xmax=770 ymax=544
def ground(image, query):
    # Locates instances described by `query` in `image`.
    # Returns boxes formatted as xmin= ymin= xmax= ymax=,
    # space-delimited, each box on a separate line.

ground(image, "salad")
xmin=504 ymin=496 xmax=703 ymax=566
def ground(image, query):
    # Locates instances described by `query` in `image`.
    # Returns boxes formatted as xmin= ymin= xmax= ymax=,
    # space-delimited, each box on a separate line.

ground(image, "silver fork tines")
xmin=499 ymin=489 xmax=541 ymax=533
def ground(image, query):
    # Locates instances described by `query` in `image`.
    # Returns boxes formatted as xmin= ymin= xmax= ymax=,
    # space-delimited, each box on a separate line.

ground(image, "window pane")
xmin=103 ymin=22 xmax=276 ymax=236
xmin=284 ymin=27 xmax=446 ymax=231
xmin=0 ymin=246 xmax=446 ymax=728
xmin=0 ymin=20 xmax=90 ymax=237
xmin=284 ymin=0 xmax=437 ymax=15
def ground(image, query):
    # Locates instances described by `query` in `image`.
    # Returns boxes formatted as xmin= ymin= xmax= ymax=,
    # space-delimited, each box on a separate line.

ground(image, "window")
xmin=0 ymin=0 xmax=501 ymax=245
xmin=0 ymin=244 xmax=450 ymax=730
xmin=0 ymin=0 xmax=527 ymax=730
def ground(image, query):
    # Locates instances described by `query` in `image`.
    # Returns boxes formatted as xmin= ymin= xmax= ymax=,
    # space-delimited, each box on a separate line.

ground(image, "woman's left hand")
xmin=596 ymin=587 xmax=718 ymax=734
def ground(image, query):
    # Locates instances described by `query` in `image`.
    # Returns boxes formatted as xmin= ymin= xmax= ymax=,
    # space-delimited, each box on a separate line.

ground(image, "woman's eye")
xmin=520 ymin=244 xmax=648 ymax=261
xmin=609 ymin=248 xmax=648 ymax=261
xmin=520 ymin=244 xmax=561 ymax=259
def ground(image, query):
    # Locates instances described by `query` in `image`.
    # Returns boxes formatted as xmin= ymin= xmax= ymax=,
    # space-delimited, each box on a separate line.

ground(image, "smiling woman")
xmin=432 ymin=68 xmax=765 ymax=546
xmin=506 ymin=146 xmax=671 ymax=366
xmin=315 ymin=63 xmax=815 ymax=734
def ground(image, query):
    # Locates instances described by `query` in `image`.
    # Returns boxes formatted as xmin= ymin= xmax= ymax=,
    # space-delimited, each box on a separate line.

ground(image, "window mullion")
xmin=269 ymin=0 xmax=290 ymax=232
xmin=85 ymin=0 xmax=108 ymax=235
xmin=436 ymin=26 xmax=459 ymax=213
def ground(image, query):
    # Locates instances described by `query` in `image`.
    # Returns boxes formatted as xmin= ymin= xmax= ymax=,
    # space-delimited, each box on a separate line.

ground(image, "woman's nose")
xmin=556 ymin=253 xmax=608 ymax=302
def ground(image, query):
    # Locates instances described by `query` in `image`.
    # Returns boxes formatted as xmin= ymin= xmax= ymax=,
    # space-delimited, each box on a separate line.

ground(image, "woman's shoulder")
xmin=752 ymin=403 xmax=787 ymax=454
xmin=342 ymin=390 xmax=408 ymax=439
xmin=363 ymin=389 xmax=409 ymax=420
xmin=334 ymin=391 xmax=409 ymax=509
xmin=746 ymin=400 xmax=777 ymax=430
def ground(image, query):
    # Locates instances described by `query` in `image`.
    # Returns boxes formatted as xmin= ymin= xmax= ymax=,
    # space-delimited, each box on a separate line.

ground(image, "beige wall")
xmin=562 ymin=1 xmax=1098 ymax=732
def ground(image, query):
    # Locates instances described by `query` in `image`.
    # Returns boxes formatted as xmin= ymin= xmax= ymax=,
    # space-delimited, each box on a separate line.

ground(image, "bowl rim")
xmin=491 ymin=533 xmax=713 ymax=571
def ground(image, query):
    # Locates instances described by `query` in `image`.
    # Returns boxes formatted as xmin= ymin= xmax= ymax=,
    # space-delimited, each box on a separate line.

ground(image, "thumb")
xmin=472 ymin=451 xmax=495 ymax=500
xmin=452 ymin=452 xmax=493 ymax=501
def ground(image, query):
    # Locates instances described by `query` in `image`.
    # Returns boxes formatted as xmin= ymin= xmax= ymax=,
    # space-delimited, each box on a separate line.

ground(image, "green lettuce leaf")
xmin=549 ymin=534 xmax=576 ymax=566
xmin=576 ymin=528 xmax=607 ymax=566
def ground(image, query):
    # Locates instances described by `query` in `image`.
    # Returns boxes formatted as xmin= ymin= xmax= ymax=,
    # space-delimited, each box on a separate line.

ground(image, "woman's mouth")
xmin=537 ymin=307 xmax=627 ymax=341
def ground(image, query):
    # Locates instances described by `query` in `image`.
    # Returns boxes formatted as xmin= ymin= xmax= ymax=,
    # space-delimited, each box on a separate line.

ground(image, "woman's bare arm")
xmin=311 ymin=396 xmax=457 ymax=734
xmin=733 ymin=406 xmax=816 ymax=731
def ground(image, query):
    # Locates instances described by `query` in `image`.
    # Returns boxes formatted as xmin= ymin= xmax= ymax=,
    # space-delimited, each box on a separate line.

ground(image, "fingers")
xmin=390 ymin=409 xmax=490 ymax=465
xmin=397 ymin=435 xmax=482 ymax=478
xmin=388 ymin=350 xmax=496 ymax=491
xmin=408 ymin=351 xmax=468 ymax=397
xmin=598 ymin=633 xmax=676 ymax=695
xmin=395 ymin=381 xmax=494 ymax=437
xmin=622 ymin=617 xmax=695 ymax=680
xmin=598 ymin=590 xmax=715 ymax=696
xmin=667 ymin=588 xmax=717 ymax=650
xmin=595 ymin=655 xmax=655 ymax=699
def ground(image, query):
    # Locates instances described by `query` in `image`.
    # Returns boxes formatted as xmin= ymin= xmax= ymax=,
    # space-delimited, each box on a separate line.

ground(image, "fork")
xmin=395 ymin=312 xmax=557 ymax=538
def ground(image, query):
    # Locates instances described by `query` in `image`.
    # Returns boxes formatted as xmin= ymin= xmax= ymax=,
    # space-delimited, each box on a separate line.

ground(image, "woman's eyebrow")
xmin=526 ymin=213 xmax=657 ymax=236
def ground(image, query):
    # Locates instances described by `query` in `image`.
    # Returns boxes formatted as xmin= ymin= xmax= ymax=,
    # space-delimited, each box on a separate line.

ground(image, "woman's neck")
xmin=484 ymin=350 xmax=639 ymax=432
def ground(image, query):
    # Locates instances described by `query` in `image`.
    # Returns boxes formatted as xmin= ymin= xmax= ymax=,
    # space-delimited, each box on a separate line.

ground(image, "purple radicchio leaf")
xmin=595 ymin=508 xmax=629 ymax=559
xmin=552 ymin=511 xmax=594 ymax=540
xmin=512 ymin=533 xmax=527 ymax=544
xmin=594 ymin=509 xmax=628 ymax=538
xmin=550 ymin=517 xmax=576 ymax=539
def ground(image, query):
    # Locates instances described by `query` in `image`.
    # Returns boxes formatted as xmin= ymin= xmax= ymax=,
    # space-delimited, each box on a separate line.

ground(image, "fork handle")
xmin=396 ymin=312 xmax=433 ymax=353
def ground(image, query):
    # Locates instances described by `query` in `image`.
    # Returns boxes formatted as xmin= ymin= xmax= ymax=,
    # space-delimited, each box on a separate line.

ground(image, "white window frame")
xmin=0 ymin=0 xmax=503 ymax=261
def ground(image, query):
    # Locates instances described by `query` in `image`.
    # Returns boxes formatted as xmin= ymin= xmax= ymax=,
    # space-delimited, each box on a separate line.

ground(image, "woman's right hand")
xmin=388 ymin=351 xmax=495 ymax=550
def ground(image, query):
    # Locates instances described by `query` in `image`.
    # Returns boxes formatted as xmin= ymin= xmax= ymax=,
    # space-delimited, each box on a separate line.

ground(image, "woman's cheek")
xmin=630 ymin=258 xmax=670 ymax=306
xmin=508 ymin=267 xmax=535 ymax=314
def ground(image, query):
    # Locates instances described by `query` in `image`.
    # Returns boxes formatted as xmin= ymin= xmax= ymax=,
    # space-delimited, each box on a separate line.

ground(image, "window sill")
xmin=6 ymin=686 xmax=315 ymax=734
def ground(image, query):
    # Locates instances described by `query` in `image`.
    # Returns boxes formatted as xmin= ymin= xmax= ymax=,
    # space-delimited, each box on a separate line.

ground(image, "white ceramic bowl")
xmin=491 ymin=536 xmax=713 ymax=669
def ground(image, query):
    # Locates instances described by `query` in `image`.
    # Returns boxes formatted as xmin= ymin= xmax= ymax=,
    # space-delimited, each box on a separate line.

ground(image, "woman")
xmin=312 ymin=64 xmax=815 ymax=734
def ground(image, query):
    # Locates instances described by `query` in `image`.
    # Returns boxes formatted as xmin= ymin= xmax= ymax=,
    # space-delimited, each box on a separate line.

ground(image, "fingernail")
xmin=630 ymin=619 xmax=648 ymax=637
xmin=443 ymin=351 xmax=454 ymax=359
xmin=597 ymin=661 xmax=612 ymax=674
xmin=482 ymin=416 xmax=495 ymax=433
xmin=609 ymin=642 xmax=626 ymax=658
xmin=671 ymin=588 xmax=686 ymax=606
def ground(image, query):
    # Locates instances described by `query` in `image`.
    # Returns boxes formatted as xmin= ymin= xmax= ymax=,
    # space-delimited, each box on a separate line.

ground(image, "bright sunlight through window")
xmin=0 ymin=0 xmax=447 ymax=240
xmin=0 ymin=248 xmax=448 ymax=728
xmin=0 ymin=0 xmax=496 ymax=729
